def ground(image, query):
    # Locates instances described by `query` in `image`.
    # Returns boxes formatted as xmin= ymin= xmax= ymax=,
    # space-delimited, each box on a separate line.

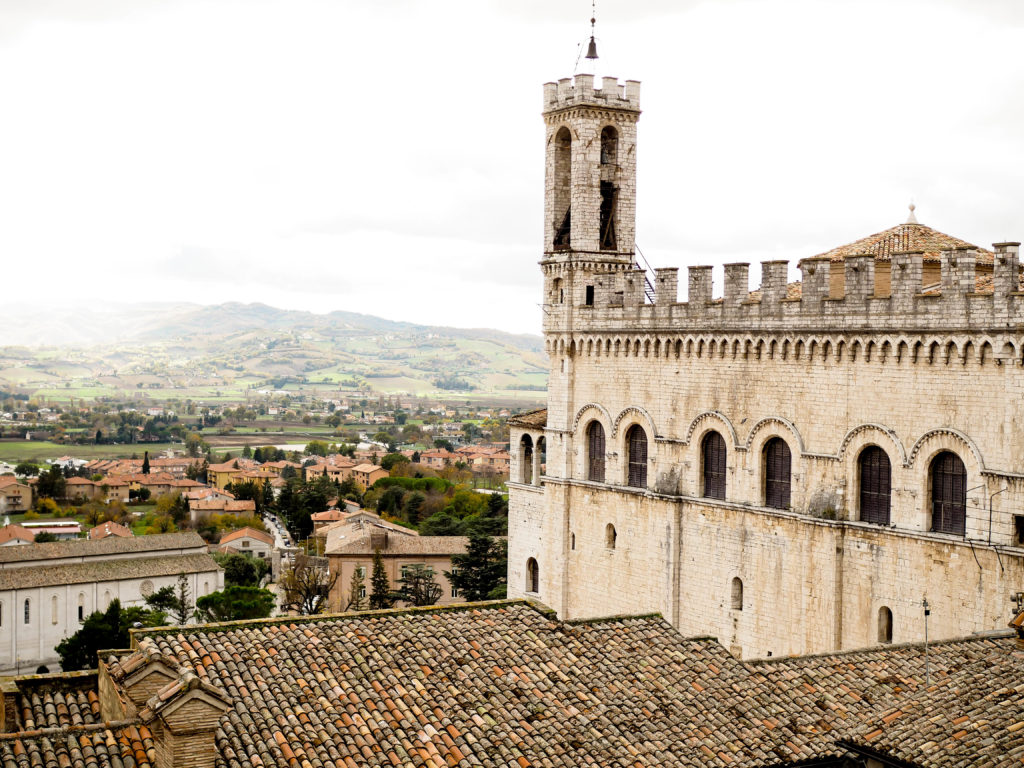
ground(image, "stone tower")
xmin=541 ymin=74 xmax=641 ymax=430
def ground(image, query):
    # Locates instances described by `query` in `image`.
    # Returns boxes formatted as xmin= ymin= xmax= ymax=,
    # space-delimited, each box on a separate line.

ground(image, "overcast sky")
xmin=1 ymin=0 xmax=1021 ymax=336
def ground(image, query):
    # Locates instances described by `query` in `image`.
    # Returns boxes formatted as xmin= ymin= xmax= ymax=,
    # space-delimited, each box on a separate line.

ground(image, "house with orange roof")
xmin=0 ymin=524 xmax=35 ymax=546
xmin=0 ymin=477 xmax=31 ymax=513
xmin=187 ymin=497 xmax=256 ymax=524
xmin=217 ymin=526 xmax=274 ymax=559
xmin=89 ymin=521 xmax=134 ymax=540
xmin=351 ymin=463 xmax=388 ymax=492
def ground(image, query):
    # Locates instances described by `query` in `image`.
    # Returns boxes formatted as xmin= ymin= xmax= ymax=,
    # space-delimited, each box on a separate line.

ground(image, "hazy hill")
xmin=0 ymin=303 xmax=547 ymax=400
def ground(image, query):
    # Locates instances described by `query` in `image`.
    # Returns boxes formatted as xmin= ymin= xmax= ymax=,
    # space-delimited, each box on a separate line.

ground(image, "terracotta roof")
xmin=0 ymin=723 xmax=156 ymax=768
xmin=0 ymin=553 xmax=220 ymax=590
xmin=15 ymin=675 xmax=102 ymax=729
xmin=508 ymin=408 xmax=548 ymax=428
xmin=219 ymin=526 xmax=273 ymax=547
xmin=326 ymin=529 xmax=466 ymax=556
xmin=812 ymin=220 xmax=994 ymax=265
xmin=189 ymin=498 xmax=256 ymax=513
xmin=352 ymin=463 xmax=385 ymax=473
xmin=0 ymin=524 xmax=34 ymax=546
xmin=88 ymin=521 xmax=133 ymax=540
xmin=0 ymin=531 xmax=206 ymax=565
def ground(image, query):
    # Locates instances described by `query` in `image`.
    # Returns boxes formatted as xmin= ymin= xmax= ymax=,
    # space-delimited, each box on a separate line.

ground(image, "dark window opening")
xmin=606 ymin=523 xmax=617 ymax=549
xmin=570 ymin=532 xmax=575 ymax=550
xmin=554 ymin=206 xmax=571 ymax=250
xmin=931 ymin=451 xmax=966 ymax=535
xmin=702 ymin=431 xmax=727 ymax=500
xmin=520 ymin=435 xmax=533 ymax=485
xmin=600 ymin=181 xmax=618 ymax=251
xmin=585 ymin=285 xmax=595 ymax=306
xmin=600 ymin=125 xmax=618 ymax=165
xmin=878 ymin=606 xmax=893 ymax=644
xmin=35 ymin=665 xmax=49 ymax=675
xmin=859 ymin=446 xmax=892 ymax=525
xmin=731 ymin=577 xmax=743 ymax=611
xmin=587 ymin=421 xmax=606 ymax=482
xmin=763 ymin=438 xmax=791 ymax=510
xmin=1014 ymin=516 xmax=1024 ymax=547
xmin=526 ymin=558 xmax=539 ymax=593
xmin=626 ymin=425 xmax=648 ymax=488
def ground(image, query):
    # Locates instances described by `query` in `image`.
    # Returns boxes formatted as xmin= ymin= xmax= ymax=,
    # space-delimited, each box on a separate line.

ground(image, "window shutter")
xmin=931 ymin=452 xmax=966 ymax=535
xmin=703 ymin=432 xmax=726 ymax=500
xmin=859 ymin=446 xmax=891 ymax=525
xmin=588 ymin=422 xmax=606 ymax=482
xmin=627 ymin=426 xmax=648 ymax=488
xmin=764 ymin=438 xmax=791 ymax=509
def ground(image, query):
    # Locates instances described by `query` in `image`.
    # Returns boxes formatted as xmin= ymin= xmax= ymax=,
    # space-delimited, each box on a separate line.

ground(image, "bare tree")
xmin=280 ymin=555 xmax=338 ymax=615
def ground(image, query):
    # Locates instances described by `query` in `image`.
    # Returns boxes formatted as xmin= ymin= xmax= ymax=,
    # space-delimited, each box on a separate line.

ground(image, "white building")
xmin=0 ymin=532 xmax=223 ymax=675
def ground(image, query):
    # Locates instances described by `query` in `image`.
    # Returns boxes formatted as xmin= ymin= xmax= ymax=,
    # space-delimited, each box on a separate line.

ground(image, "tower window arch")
xmin=763 ymin=437 xmax=792 ymax=509
xmin=552 ymin=127 xmax=572 ymax=250
xmin=625 ymin=425 xmax=648 ymax=488
xmin=535 ymin=437 xmax=546 ymax=486
xmin=587 ymin=421 xmax=606 ymax=483
xmin=51 ymin=595 xmax=58 ymax=625
xmin=526 ymin=558 xmax=539 ymax=594
xmin=930 ymin=451 xmax=966 ymax=535
xmin=859 ymin=446 xmax=891 ymax=525
xmin=702 ymin=431 xmax=727 ymax=500
xmin=878 ymin=606 xmax=893 ymax=644
xmin=23 ymin=599 xmax=30 ymax=625
xmin=605 ymin=523 xmax=617 ymax=550
xmin=731 ymin=577 xmax=743 ymax=611
xmin=77 ymin=593 xmax=85 ymax=622
xmin=600 ymin=125 xmax=618 ymax=165
xmin=519 ymin=435 xmax=534 ymax=485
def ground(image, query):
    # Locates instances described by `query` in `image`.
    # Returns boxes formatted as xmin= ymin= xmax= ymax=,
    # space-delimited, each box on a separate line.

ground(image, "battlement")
xmin=543 ymin=242 xmax=1024 ymax=334
xmin=542 ymin=75 xmax=641 ymax=114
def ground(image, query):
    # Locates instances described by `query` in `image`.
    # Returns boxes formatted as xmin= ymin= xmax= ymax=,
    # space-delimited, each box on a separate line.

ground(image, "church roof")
xmin=813 ymin=220 xmax=993 ymax=265
xmin=508 ymin=408 xmax=548 ymax=429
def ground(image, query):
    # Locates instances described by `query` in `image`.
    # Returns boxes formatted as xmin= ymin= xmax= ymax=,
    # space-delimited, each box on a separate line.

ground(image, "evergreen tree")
xmin=56 ymin=600 xmax=164 ymax=671
xmin=172 ymin=573 xmax=193 ymax=625
xmin=369 ymin=550 xmax=393 ymax=610
xmin=242 ymin=443 xmax=253 ymax=458
xmin=346 ymin=566 xmax=366 ymax=611
xmin=195 ymin=586 xmax=275 ymax=622
xmin=446 ymin=534 xmax=507 ymax=602
xmin=141 ymin=451 xmax=150 ymax=475
xmin=394 ymin=564 xmax=442 ymax=607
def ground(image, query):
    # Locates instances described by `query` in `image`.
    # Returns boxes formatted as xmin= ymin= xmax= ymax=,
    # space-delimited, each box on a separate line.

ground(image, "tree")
xmin=380 ymin=453 xmax=410 ymax=472
xmin=345 ymin=566 xmax=366 ymax=612
xmin=141 ymin=451 xmax=150 ymax=475
xmin=195 ymin=586 xmax=275 ymax=622
xmin=369 ymin=549 xmax=394 ymax=610
xmin=418 ymin=510 xmax=463 ymax=536
xmin=172 ymin=573 xmax=193 ymax=625
xmin=394 ymin=564 xmax=442 ymax=607
xmin=280 ymin=555 xmax=338 ymax=615
xmin=446 ymin=534 xmax=507 ymax=602
xmin=36 ymin=464 xmax=66 ymax=500
xmin=32 ymin=531 xmax=57 ymax=543
xmin=213 ymin=552 xmax=268 ymax=588
xmin=55 ymin=600 xmax=164 ymax=671
xmin=14 ymin=462 xmax=38 ymax=477
xmin=145 ymin=585 xmax=181 ymax=615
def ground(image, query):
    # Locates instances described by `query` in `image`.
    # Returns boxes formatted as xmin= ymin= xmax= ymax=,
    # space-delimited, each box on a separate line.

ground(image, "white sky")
xmin=1 ymin=0 xmax=1021 ymax=336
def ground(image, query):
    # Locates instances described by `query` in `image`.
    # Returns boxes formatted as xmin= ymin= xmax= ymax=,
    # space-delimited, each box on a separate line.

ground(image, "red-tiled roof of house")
xmin=0 ymin=524 xmax=34 ymax=546
xmin=88 ymin=521 xmax=133 ymax=540
xmin=0 ymin=723 xmax=156 ymax=767
xmin=219 ymin=526 xmax=273 ymax=547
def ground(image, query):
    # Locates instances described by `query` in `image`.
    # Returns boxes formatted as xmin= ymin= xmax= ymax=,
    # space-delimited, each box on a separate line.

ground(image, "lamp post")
xmin=922 ymin=597 xmax=930 ymax=687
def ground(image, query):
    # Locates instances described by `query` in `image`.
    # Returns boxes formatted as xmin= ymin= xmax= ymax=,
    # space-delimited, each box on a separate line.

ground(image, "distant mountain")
xmin=0 ymin=302 xmax=547 ymax=399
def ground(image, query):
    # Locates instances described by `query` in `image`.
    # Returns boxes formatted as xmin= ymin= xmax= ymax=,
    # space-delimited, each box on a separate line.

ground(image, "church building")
xmin=507 ymin=69 xmax=1024 ymax=658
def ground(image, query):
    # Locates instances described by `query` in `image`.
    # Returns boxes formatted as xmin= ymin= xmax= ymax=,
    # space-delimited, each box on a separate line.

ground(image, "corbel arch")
xmin=908 ymin=427 xmax=985 ymax=472
xmin=572 ymin=402 xmax=613 ymax=434
xmin=612 ymin=405 xmax=658 ymax=439
xmin=684 ymin=410 xmax=740 ymax=450
xmin=838 ymin=423 xmax=908 ymax=467
xmin=744 ymin=416 xmax=805 ymax=455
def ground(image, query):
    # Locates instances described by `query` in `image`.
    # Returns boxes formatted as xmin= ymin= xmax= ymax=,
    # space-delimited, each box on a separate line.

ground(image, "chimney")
xmin=140 ymin=672 xmax=231 ymax=768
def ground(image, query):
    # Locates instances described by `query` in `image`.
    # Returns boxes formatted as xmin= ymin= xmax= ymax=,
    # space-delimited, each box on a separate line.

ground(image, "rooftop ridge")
xmin=0 ymin=718 xmax=146 ymax=741
xmin=745 ymin=629 xmax=1015 ymax=666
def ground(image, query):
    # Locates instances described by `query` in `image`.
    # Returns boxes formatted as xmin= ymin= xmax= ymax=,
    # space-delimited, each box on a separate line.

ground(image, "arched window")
xmin=605 ymin=523 xmax=617 ymax=550
xmin=878 ymin=606 xmax=893 ymax=644
xmin=931 ymin=451 xmax=966 ymax=535
xmin=859 ymin=446 xmax=892 ymax=525
xmin=51 ymin=595 xmax=57 ymax=625
xmin=526 ymin=558 xmax=539 ymax=593
xmin=552 ymin=127 xmax=572 ymax=250
xmin=520 ymin=435 xmax=533 ymax=485
xmin=23 ymin=599 xmax=30 ymax=625
xmin=535 ymin=437 xmax=546 ymax=486
xmin=600 ymin=125 xmax=618 ymax=165
xmin=587 ymin=421 xmax=606 ymax=482
xmin=77 ymin=593 xmax=84 ymax=623
xmin=702 ymin=431 xmax=727 ymax=500
xmin=731 ymin=577 xmax=743 ymax=611
xmin=553 ymin=277 xmax=564 ymax=304
xmin=626 ymin=425 xmax=648 ymax=488
xmin=763 ymin=438 xmax=792 ymax=509
xmin=103 ymin=590 xmax=111 ymax=608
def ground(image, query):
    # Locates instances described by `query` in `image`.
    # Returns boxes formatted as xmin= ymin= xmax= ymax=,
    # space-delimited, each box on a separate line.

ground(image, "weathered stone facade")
xmin=508 ymin=73 xmax=1024 ymax=658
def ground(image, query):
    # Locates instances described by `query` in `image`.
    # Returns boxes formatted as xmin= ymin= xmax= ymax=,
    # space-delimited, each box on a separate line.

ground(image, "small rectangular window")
xmin=585 ymin=285 xmax=595 ymax=306
xmin=1014 ymin=516 xmax=1024 ymax=547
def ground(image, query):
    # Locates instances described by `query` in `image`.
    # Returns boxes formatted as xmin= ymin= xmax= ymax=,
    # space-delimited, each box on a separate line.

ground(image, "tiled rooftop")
xmin=0 ymin=723 xmax=156 ymax=768
xmin=813 ymin=221 xmax=994 ymax=265
xmin=507 ymin=408 xmax=547 ymax=429
xmin=0 ymin=531 xmax=206 ymax=566
xmin=0 ymin=553 xmax=220 ymax=590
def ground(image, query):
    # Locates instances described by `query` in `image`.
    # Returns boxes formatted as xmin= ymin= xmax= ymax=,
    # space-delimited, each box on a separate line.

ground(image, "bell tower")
xmin=540 ymin=74 xmax=641 ymax=327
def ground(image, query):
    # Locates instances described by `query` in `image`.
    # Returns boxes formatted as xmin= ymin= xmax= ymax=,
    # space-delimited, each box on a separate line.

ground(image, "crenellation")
xmin=843 ymin=254 xmax=875 ymax=303
xmin=890 ymin=251 xmax=923 ymax=309
xmin=759 ymin=261 xmax=789 ymax=310
xmin=941 ymin=248 xmax=976 ymax=301
xmin=543 ymin=74 xmax=642 ymax=112
xmin=723 ymin=263 xmax=750 ymax=307
xmin=993 ymin=242 xmax=1021 ymax=300
xmin=688 ymin=265 xmax=713 ymax=305
xmin=799 ymin=256 xmax=831 ymax=307
xmin=654 ymin=267 xmax=679 ymax=306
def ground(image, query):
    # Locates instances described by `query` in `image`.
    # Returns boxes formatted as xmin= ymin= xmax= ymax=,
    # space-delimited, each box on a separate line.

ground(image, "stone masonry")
xmin=508 ymin=72 xmax=1024 ymax=659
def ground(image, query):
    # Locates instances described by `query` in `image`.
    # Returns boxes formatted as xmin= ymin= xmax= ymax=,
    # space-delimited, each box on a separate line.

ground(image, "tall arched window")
xmin=526 ymin=558 xmax=539 ymax=593
xmin=731 ymin=577 xmax=743 ymax=611
xmin=600 ymin=125 xmax=618 ymax=165
xmin=878 ymin=606 xmax=893 ymax=644
xmin=77 ymin=593 xmax=84 ymax=623
xmin=520 ymin=435 xmax=533 ymax=485
xmin=931 ymin=451 xmax=966 ymax=535
xmin=23 ymin=599 xmax=30 ymax=625
xmin=587 ymin=421 xmax=606 ymax=482
xmin=859 ymin=446 xmax=891 ymax=525
xmin=51 ymin=595 xmax=58 ymax=625
xmin=626 ymin=425 xmax=648 ymax=488
xmin=702 ymin=431 xmax=727 ymax=500
xmin=763 ymin=438 xmax=792 ymax=509
xmin=605 ymin=523 xmax=617 ymax=550
xmin=535 ymin=437 xmax=546 ymax=486
xmin=552 ymin=127 xmax=572 ymax=250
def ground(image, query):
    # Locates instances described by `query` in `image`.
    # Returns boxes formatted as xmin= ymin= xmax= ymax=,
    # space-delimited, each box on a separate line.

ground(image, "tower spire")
xmin=585 ymin=1 xmax=598 ymax=61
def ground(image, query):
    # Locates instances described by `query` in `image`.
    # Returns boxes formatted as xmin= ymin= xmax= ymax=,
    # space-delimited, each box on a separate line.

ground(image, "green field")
xmin=0 ymin=441 xmax=182 ymax=464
